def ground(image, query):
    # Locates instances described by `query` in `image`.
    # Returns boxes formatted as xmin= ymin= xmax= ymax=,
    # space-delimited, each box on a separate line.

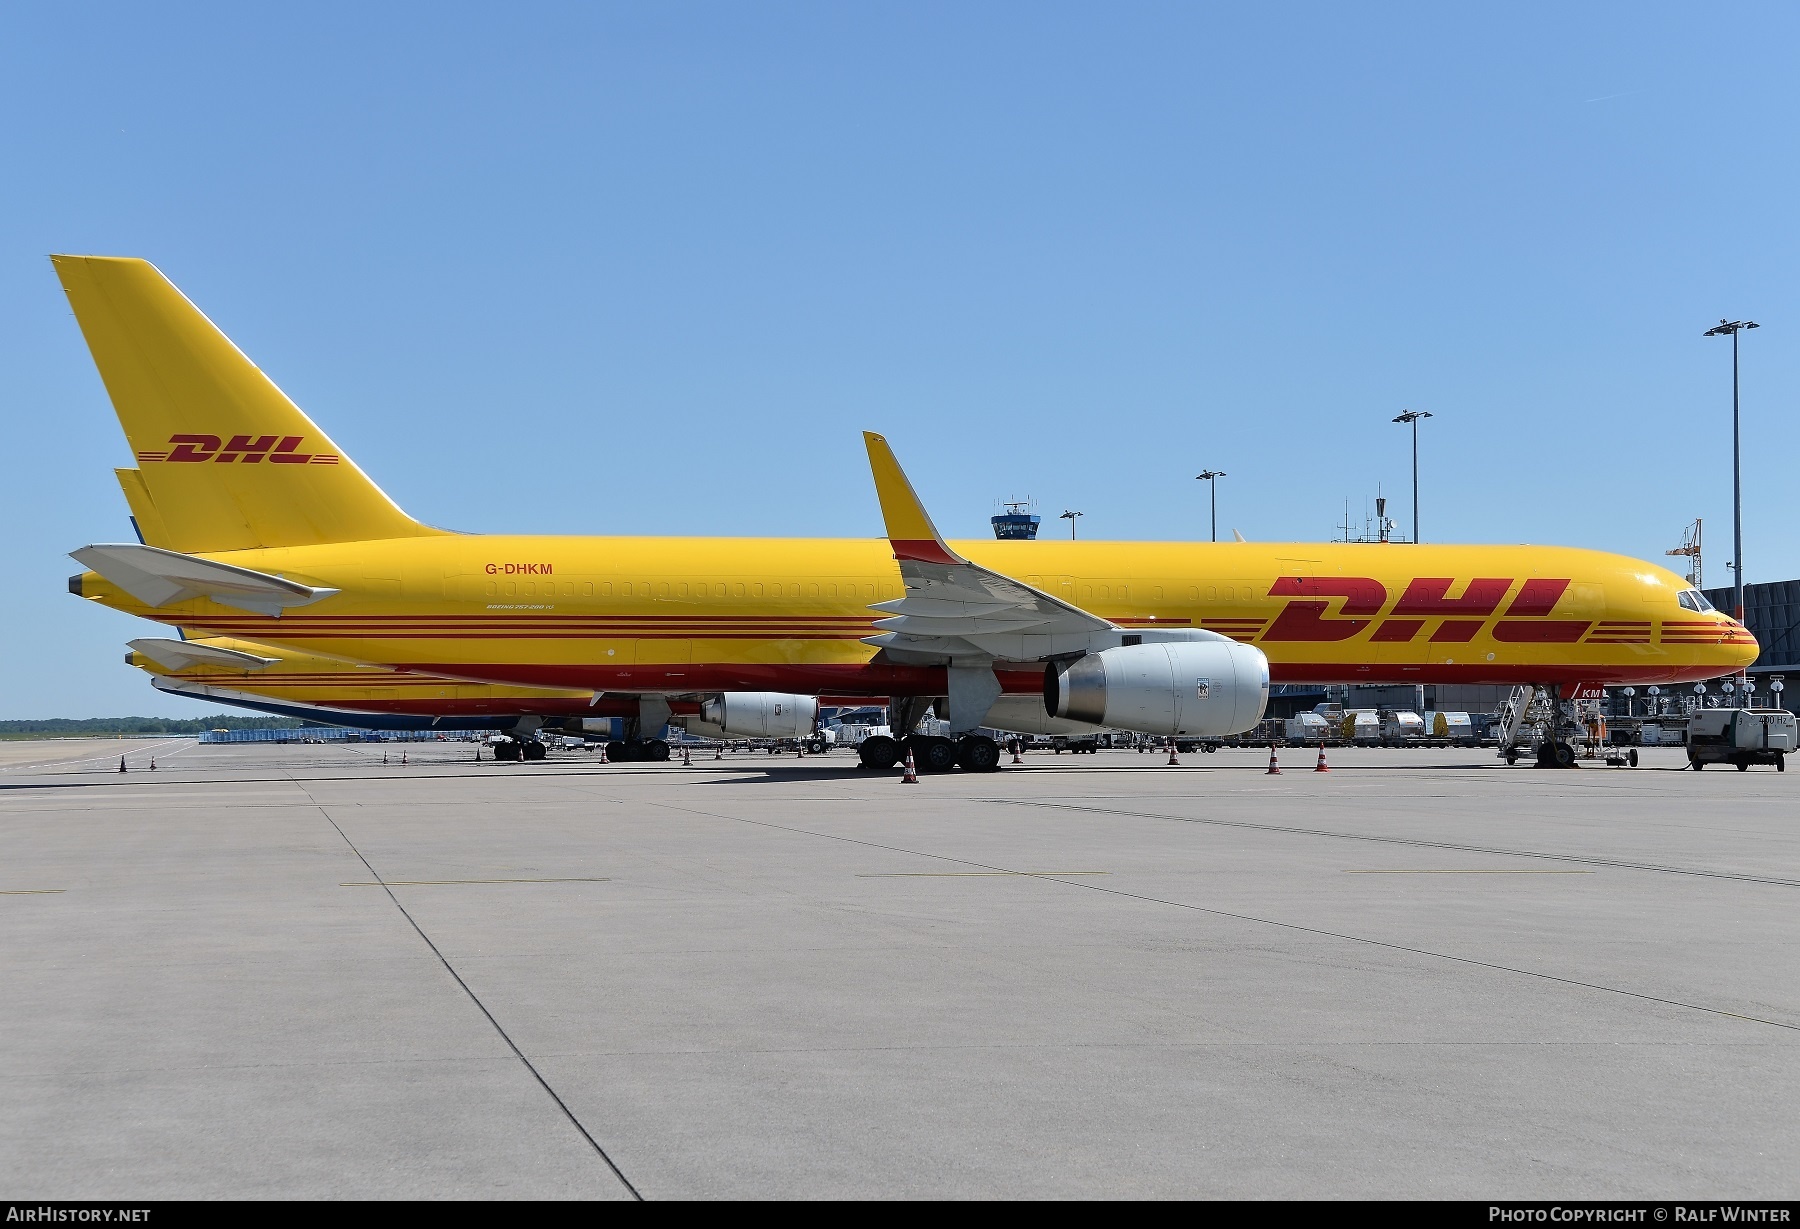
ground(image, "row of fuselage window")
xmin=483 ymin=579 xmax=896 ymax=600
xmin=480 ymin=579 xmax=1252 ymax=602
xmin=479 ymin=579 xmax=1251 ymax=603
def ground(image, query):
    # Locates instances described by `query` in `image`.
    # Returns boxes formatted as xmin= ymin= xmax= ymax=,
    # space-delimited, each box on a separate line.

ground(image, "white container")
xmin=1423 ymin=711 xmax=1475 ymax=743
xmin=1380 ymin=711 xmax=1425 ymax=743
xmin=1337 ymin=710 xmax=1381 ymax=744
xmin=1286 ymin=712 xmax=1329 ymax=742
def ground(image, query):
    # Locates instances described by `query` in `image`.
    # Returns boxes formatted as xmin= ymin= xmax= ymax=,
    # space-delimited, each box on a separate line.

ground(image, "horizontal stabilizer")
xmin=72 ymin=543 xmax=338 ymax=615
xmin=128 ymin=638 xmax=278 ymax=672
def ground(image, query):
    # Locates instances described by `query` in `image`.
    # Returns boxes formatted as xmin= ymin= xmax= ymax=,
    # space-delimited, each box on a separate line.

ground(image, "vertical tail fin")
xmin=53 ymin=255 xmax=447 ymax=553
xmin=114 ymin=467 xmax=169 ymax=546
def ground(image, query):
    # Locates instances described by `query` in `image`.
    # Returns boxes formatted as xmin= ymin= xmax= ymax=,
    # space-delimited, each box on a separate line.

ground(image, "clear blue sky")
xmin=3 ymin=2 xmax=1794 ymax=717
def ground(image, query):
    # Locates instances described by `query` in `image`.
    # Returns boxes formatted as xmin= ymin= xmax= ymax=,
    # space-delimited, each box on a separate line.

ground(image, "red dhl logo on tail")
xmin=135 ymin=435 xmax=340 ymax=466
xmin=1257 ymin=576 xmax=1590 ymax=643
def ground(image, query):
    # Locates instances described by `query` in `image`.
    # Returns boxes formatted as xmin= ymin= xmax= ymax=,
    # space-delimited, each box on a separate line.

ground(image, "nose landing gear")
xmin=1536 ymin=740 xmax=1578 ymax=769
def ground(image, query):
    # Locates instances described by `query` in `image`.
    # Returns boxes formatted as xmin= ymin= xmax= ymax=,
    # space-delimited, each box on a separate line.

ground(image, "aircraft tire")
xmin=1628 ymin=748 xmax=1639 ymax=768
xmin=522 ymin=740 xmax=546 ymax=761
xmin=858 ymin=736 xmax=900 ymax=770
xmin=645 ymin=739 xmax=671 ymax=762
xmin=494 ymin=741 xmax=519 ymax=762
xmin=605 ymin=740 xmax=628 ymax=762
xmin=1552 ymin=741 xmax=1577 ymax=769
xmin=912 ymin=735 xmax=957 ymax=773
xmin=956 ymin=735 xmax=1001 ymax=773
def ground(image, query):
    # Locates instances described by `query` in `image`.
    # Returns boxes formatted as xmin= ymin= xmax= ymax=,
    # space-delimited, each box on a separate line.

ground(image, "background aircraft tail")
xmin=53 ymin=255 xmax=446 ymax=553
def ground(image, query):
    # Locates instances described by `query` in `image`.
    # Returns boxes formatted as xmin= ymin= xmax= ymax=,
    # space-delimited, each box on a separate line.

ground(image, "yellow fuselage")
xmin=82 ymin=535 xmax=1757 ymax=696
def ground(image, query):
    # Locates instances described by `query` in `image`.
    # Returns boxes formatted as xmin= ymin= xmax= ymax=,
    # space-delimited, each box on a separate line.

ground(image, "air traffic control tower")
xmin=992 ymin=501 xmax=1041 ymax=540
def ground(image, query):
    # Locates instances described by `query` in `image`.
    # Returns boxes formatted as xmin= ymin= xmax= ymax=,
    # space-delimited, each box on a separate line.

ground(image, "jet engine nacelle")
xmin=981 ymin=695 xmax=1106 ymax=737
xmin=1045 ymin=640 xmax=1269 ymax=736
xmin=686 ymin=692 xmax=818 ymax=740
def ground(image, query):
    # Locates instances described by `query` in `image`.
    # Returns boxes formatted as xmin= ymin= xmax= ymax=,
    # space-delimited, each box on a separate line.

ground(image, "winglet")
xmin=863 ymin=432 xmax=962 ymax=565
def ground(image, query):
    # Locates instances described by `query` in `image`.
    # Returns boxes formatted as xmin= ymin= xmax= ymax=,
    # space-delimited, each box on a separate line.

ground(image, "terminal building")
xmin=1704 ymin=579 xmax=1799 ymax=695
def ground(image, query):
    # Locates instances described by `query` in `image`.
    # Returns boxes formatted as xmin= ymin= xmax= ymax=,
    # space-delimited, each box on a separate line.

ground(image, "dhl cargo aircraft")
xmin=125 ymin=636 xmax=826 ymax=759
xmin=57 ymin=256 xmax=1757 ymax=772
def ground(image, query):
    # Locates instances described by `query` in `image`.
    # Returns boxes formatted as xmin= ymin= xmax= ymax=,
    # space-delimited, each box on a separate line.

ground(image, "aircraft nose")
xmin=1728 ymin=623 xmax=1760 ymax=672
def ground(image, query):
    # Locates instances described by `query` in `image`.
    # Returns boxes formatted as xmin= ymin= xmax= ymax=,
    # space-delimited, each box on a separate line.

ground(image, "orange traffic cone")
xmin=1011 ymin=739 xmax=1023 ymax=764
xmin=119 ymin=757 xmax=127 ymax=773
xmin=682 ymin=744 xmax=692 ymax=766
xmin=715 ymin=745 xmax=722 ymax=760
xmin=1314 ymin=742 xmax=1330 ymax=772
xmin=900 ymin=746 xmax=919 ymax=784
xmin=1167 ymin=741 xmax=1180 ymax=766
xmin=1266 ymin=746 xmax=1282 ymax=775
xmin=401 ymin=751 xmax=407 ymax=765
xmin=149 ymin=759 xmax=156 ymax=771
xmin=383 ymin=753 xmax=389 ymax=764
xmin=599 ymin=744 xmax=608 ymax=763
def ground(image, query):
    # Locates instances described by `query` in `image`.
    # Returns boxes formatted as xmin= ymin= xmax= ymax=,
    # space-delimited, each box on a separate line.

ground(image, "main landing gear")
xmin=856 ymin=734 xmax=1002 ymax=773
xmin=492 ymin=737 xmax=547 ymax=762
xmin=604 ymin=739 xmax=671 ymax=763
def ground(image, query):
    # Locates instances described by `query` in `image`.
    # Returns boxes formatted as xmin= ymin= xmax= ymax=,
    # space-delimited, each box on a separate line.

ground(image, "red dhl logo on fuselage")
xmin=1255 ymin=577 xmax=1586 ymax=644
xmin=135 ymin=435 xmax=340 ymax=465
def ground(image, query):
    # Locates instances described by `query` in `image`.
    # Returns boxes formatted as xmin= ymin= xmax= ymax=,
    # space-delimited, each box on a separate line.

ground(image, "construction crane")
xmin=1667 ymin=519 xmax=1702 ymax=588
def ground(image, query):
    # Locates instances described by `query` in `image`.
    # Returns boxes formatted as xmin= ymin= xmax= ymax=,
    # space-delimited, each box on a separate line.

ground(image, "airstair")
xmin=1496 ymin=685 xmax=1614 ymax=767
xmin=1494 ymin=686 xmax=1543 ymax=763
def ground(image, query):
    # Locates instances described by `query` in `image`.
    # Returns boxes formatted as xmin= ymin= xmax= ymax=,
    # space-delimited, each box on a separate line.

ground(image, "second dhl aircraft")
xmin=59 ymin=256 xmax=1757 ymax=771
xmin=125 ymin=635 xmax=836 ymax=760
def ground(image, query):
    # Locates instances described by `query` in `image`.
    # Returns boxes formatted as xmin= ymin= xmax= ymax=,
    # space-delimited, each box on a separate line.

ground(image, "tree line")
xmin=0 ymin=715 xmax=311 ymax=736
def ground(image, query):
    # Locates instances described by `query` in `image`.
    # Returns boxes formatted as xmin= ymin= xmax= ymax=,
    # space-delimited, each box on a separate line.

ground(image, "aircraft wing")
xmin=71 ymin=542 xmax=338 ymax=615
xmin=861 ymin=432 xmax=1113 ymax=663
xmin=128 ymin=637 xmax=279 ymax=672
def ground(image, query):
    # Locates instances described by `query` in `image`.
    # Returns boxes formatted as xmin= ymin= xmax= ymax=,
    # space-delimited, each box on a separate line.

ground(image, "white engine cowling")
xmin=686 ymin=692 xmax=817 ymax=740
xmin=1045 ymin=640 xmax=1268 ymax=736
xmin=982 ymin=695 xmax=1106 ymax=736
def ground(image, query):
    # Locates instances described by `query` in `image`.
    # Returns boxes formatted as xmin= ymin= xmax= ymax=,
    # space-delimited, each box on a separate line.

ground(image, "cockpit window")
xmin=1677 ymin=589 xmax=1715 ymax=612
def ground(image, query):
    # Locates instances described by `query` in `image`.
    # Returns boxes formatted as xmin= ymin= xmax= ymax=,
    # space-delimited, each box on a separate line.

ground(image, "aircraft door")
xmin=633 ymin=639 xmax=692 ymax=683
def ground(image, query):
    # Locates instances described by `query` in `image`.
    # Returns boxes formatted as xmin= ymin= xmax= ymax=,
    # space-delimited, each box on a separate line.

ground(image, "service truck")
xmin=1687 ymin=708 xmax=1796 ymax=771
